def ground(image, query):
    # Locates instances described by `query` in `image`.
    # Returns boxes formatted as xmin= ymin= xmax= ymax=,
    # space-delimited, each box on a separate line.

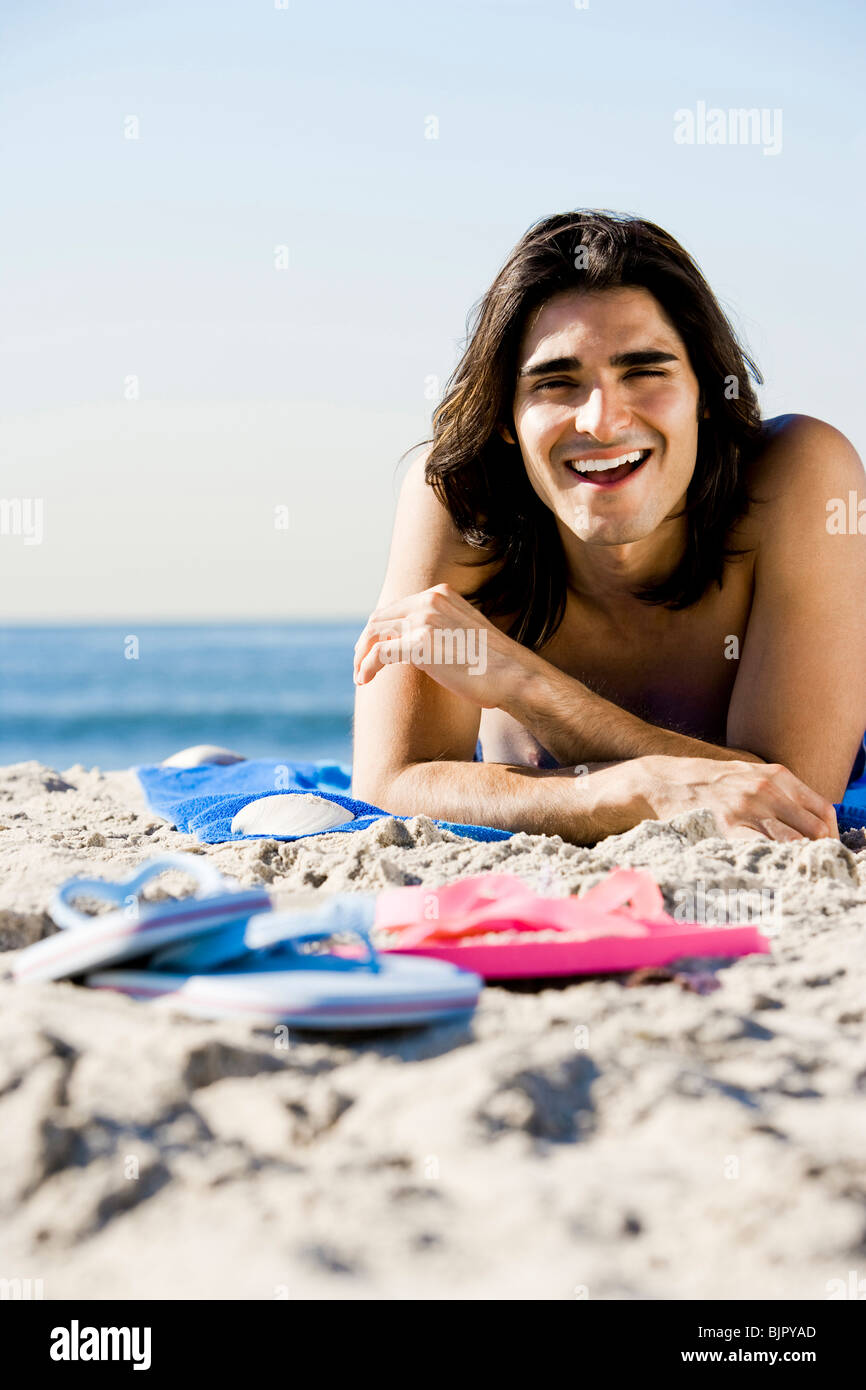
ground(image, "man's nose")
xmin=574 ymin=384 xmax=631 ymax=440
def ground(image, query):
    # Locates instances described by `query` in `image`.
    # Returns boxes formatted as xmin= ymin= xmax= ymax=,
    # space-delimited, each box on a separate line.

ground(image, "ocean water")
xmin=0 ymin=624 xmax=366 ymax=772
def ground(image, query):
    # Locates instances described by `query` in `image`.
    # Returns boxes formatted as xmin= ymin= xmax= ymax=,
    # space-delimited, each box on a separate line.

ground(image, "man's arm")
xmin=367 ymin=757 xmax=648 ymax=843
xmin=352 ymin=455 xmax=655 ymax=839
xmin=498 ymin=659 xmax=765 ymax=766
xmin=725 ymin=415 xmax=866 ymax=801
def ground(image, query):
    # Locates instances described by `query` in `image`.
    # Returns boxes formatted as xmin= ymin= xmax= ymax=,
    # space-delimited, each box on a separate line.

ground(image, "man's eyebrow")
xmin=518 ymin=349 xmax=679 ymax=378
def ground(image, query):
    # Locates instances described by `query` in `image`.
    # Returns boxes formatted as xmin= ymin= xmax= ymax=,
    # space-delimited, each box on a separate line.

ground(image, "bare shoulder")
xmin=376 ymin=448 xmax=503 ymax=606
xmin=736 ymin=414 xmax=862 ymax=546
xmin=750 ymin=413 xmax=863 ymax=502
xmin=742 ymin=413 xmax=866 ymax=592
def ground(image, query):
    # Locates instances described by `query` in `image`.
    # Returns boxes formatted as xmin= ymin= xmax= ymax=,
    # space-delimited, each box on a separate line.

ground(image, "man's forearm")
xmin=367 ymin=758 xmax=646 ymax=845
xmin=503 ymin=659 xmax=765 ymax=766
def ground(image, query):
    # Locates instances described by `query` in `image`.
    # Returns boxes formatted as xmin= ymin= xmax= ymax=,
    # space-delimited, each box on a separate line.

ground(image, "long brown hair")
xmin=423 ymin=211 xmax=764 ymax=651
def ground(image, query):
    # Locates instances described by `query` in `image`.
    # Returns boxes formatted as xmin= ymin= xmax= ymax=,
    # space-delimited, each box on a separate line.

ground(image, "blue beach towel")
xmin=837 ymin=754 xmax=866 ymax=832
xmin=136 ymin=758 xmax=513 ymax=845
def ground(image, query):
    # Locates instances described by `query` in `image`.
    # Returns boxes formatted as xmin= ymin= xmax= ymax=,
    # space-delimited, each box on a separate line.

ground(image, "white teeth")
xmin=568 ymin=450 xmax=647 ymax=473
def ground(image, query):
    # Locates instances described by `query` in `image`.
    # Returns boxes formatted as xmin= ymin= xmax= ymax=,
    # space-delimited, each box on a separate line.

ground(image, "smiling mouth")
xmin=565 ymin=448 xmax=652 ymax=487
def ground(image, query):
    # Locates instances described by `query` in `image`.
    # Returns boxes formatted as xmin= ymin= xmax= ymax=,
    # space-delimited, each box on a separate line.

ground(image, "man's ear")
xmin=497 ymin=421 xmax=517 ymax=445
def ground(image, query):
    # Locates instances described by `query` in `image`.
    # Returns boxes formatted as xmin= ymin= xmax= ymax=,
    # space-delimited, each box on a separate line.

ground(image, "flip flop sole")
xmin=14 ymin=891 xmax=272 ymax=982
xmin=384 ymin=925 xmax=770 ymax=979
xmin=86 ymin=963 xmax=481 ymax=1029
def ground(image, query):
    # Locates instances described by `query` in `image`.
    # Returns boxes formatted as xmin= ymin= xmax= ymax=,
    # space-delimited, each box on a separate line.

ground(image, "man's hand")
xmin=353 ymin=583 xmax=540 ymax=711
xmin=633 ymin=754 xmax=839 ymax=841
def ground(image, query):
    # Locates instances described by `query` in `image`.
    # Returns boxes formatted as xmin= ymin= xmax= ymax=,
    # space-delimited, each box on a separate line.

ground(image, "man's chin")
xmin=560 ymin=509 xmax=652 ymax=546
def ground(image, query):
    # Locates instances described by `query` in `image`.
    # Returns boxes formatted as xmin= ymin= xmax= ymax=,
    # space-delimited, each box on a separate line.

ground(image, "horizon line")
xmin=0 ymin=615 xmax=369 ymax=627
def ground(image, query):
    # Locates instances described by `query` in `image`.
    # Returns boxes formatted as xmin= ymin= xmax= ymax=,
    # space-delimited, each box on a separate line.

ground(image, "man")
xmin=351 ymin=212 xmax=866 ymax=843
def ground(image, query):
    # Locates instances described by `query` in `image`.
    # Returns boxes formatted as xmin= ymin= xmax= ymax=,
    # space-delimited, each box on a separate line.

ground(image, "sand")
xmin=1 ymin=758 xmax=866 ymax=1301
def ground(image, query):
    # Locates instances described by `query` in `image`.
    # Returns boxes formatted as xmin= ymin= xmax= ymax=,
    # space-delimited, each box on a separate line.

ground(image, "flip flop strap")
xmin=52 ymin=854 xmax=229 ymax=930
xmin=245 ymin=906 xmax=381 ymax=973
xmin=570 ymin=868 xmax=667 ymax=919
xmin=390 ymin=869 xmax=670 ymax=947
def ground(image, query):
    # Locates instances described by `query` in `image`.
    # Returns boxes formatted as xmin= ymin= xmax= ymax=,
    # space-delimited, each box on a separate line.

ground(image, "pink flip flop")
xmin=374 ymin=868 xmax=770 ymax=980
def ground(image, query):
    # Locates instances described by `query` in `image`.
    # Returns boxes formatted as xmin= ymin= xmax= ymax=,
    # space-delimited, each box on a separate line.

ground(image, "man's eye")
xmin=536 ymin=379 xmax=573 ymax=391
xmin=626 ymin=369 xmax=667 ymax=379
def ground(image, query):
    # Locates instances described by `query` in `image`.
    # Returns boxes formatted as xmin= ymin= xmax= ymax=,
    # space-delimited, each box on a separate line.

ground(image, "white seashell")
xmin=162 ymin=745 xmax=247 ymax=768
xmin=231 ymin=793 xmax=355 ymax=837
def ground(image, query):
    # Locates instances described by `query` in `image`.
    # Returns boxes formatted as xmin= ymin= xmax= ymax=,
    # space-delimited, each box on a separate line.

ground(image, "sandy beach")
xmin=2 ymin=758 xmax=866 ymax=1301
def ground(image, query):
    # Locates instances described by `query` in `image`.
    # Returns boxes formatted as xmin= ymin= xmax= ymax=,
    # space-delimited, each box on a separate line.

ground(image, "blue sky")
xmin=2 ymin=0 xmax=864 ymax=619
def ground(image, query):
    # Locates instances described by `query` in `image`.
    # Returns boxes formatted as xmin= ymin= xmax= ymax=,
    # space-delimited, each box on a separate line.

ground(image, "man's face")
xmin=510 ymin=286 xmax=703 ymax=547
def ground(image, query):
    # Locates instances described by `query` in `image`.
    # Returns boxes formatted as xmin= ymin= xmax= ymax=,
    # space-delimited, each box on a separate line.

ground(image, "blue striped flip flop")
xmin=86 ymin=908 xmax=482 ymax=1030
xmin=14 ymin=854 xmax=272 ymax=983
